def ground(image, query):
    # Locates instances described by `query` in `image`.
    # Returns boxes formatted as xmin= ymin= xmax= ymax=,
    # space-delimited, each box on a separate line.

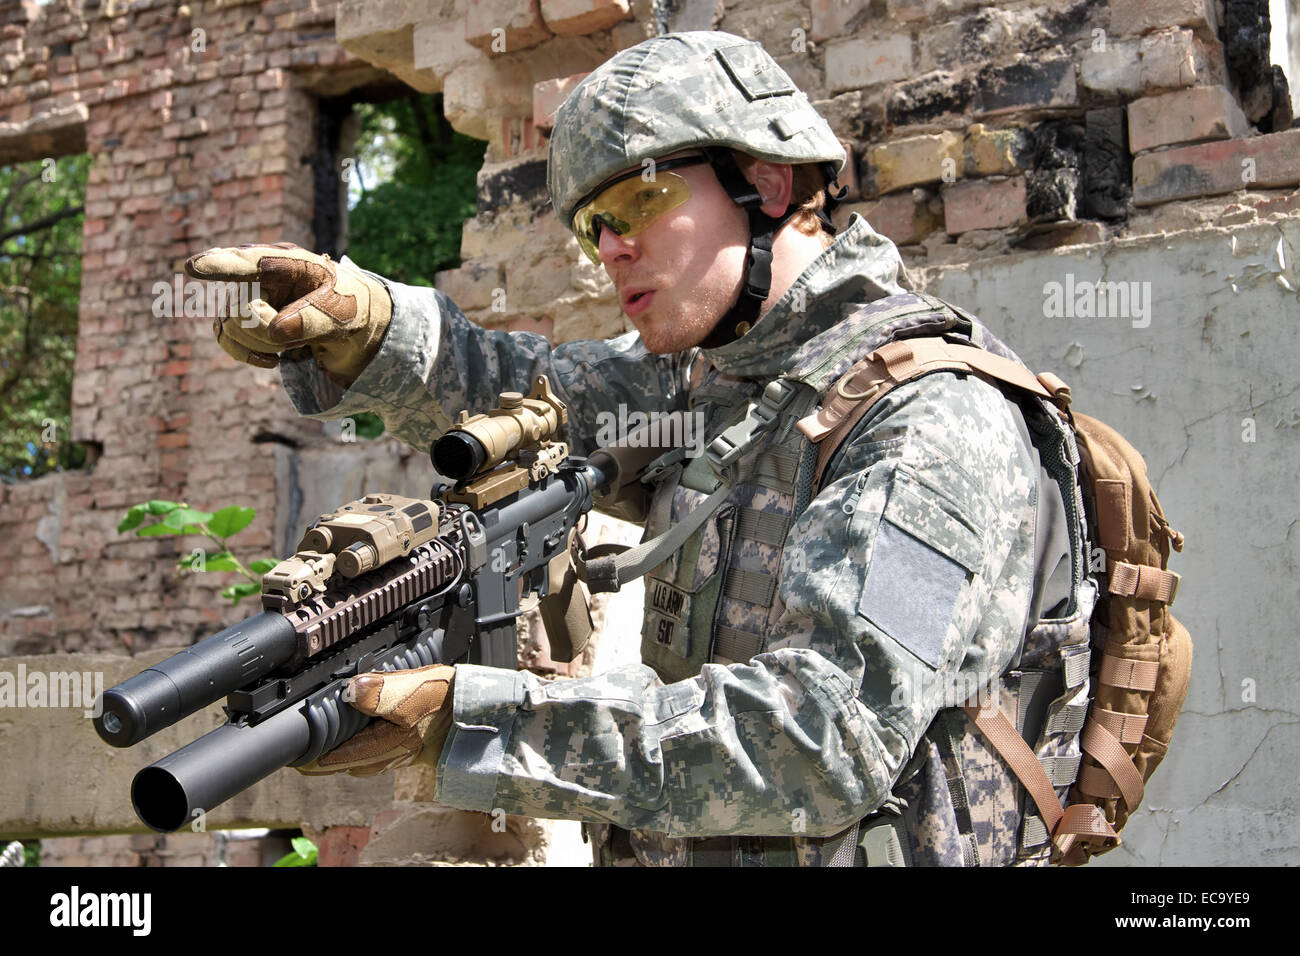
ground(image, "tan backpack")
xmin=799 ymin=298 xmax=1193 ymax=865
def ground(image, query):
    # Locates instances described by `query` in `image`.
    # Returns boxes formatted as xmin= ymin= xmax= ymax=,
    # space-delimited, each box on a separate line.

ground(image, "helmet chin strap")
xmin=697 ymin=149 xmax=846 ymax=350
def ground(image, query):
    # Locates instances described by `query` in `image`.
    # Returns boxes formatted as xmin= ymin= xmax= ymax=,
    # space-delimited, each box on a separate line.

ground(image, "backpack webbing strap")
xmin=1091 ymin=707 xmax=1149 ymax=745
xmin=1077 ymin=718 xmax=1145 ymax=811
xmin=938 ymin=710 xmax=981 ymax=866
xmin=963 ymin=699 xmax=1120 ymax=860
xmin=724 ymin=567 xmax=777 ymax=606
xmin=736 ymin=508 xmax=790 ymax=546
xmin=1108 ymin=560 xmax=1181 ymax=604
xmin=573 ymin=480 xmax=732 ymax=593
xmin=1099 ymin=653 xmax=1159 ymax=691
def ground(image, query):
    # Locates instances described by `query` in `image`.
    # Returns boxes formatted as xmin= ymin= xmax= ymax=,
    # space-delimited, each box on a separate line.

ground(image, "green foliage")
xmin=118 ymin=498 xmax=279 ymax=605
xmin=209 ymin=505 xmax=256 ymax=538
xmin=273 ymin=836 xmax=318 ymax=867
xmin=346 ymin=95 xmax=485 ymax=289
xmin=0 ymin=155 xmax=92 ymax=480
xmin=350 ymin=411 xmax=387 ymax=440
xmin=24 ymin=841 xmax=39 ymax=867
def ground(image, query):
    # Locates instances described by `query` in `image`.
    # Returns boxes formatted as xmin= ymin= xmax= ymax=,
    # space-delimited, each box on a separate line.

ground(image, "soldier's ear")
xmin=744 ymin=160 xmax=794 ymax=218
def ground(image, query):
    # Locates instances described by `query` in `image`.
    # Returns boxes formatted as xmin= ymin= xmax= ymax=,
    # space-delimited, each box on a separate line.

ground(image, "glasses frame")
xmin=570 ymin=155 xmax=712 ymax=262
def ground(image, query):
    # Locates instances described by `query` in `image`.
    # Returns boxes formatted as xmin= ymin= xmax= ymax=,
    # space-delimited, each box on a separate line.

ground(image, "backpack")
xmin=795 ymin=292 xmax=1193 ymax=865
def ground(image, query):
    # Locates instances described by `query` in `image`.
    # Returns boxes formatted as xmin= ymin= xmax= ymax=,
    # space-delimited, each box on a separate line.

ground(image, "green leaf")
xmin=249 ymin=558 xmax=279 ymax=575
xmin=273 ymin=837 xmax=318 ymax=867
xmin=117 ymin=504 xmax=147 ymax=534
xmin=209 ymin=505 xmax=256 ymax=539
xmin=146 ymin=500 xmax=183 ymax=515
xmin=220 ymin=582 xmax=262 ymax=604
xmin=197 ymin=551 xmax=240 ymax=573
xmin=136 ymin=507 xmax=214 ymax=537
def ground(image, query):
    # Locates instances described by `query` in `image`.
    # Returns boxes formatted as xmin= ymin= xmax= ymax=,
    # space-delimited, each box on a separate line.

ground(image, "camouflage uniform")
xmin=278 ymin=33 xmax=1081 ymax=865
xmin=281 ymin=216 xmax=1079 ymax=866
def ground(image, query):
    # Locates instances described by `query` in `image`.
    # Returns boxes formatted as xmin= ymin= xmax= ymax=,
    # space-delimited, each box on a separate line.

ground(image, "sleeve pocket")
xmin=857 ymin=467 xmax=987 ymax=669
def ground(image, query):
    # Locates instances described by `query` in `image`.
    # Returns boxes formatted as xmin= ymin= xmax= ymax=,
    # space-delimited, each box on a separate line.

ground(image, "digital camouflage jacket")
xmin=280 ymin=213 xmax=1078 ymax=866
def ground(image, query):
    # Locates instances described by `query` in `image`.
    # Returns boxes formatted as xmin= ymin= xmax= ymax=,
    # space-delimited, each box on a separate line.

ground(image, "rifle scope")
xmin=432 ymin=379 xmax=567 ymax=481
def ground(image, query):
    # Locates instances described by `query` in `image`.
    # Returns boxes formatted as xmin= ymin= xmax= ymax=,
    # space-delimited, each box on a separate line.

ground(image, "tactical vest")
xmin=585 ymin=292 xmax=1094 ymax=867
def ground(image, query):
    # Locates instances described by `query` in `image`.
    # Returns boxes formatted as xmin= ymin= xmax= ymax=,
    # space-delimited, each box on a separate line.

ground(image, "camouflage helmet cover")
xmin=547 ymin=31 xmax=847 ymax=228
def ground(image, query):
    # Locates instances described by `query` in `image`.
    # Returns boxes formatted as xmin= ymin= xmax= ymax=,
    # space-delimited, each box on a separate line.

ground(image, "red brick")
xmin=540 ymin=0 xmax=631 ymax=37
xmin=941 ymin=176 xmax=1027 ymax=234
xmin=1132 ymin=128 xmax=1300 ymax=205
xmin=851 ymin=190 xmax=943 ymax=245
xmin=533 ymin=72 xmax=589 ymax=131
xmin=1127 ymin=86 xmax=1247 ymax=153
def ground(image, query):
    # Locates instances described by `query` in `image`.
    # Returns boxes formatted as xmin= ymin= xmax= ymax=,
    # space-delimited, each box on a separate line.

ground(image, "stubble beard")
xmin=637 ymin=278 xmax=743 ymax=354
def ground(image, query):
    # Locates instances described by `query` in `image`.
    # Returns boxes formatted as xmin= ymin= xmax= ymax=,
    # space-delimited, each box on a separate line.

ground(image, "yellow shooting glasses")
xmin=570 ymin=156 xmax=711 ymax=264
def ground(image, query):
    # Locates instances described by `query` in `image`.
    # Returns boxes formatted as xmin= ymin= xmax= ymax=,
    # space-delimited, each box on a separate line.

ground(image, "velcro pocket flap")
xmin=715 ymin=45 xmax=796 ymax=101
xmin=883 ymin=467 xmax=985 ymax=573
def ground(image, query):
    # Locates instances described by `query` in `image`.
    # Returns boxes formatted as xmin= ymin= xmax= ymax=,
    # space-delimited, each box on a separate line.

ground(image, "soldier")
xmin=187 ymin=31 xmax=1082 ymax=866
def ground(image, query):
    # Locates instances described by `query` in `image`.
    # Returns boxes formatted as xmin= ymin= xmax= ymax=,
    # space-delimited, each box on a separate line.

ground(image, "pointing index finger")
xmin=183 ymin=242 xmax=301 ymax=281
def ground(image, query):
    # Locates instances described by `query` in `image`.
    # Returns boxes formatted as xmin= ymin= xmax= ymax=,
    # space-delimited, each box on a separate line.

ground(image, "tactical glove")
xmin=295 ymin=664 xmax=456 ymax=778
xmin=184 ymin=242 xmax=392 ymax=386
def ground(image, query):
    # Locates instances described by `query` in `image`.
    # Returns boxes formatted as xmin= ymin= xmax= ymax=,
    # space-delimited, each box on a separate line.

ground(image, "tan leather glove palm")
xmin=296 ymin=664 xmax=456 ymax=778
xmin=184 ymin=242 xmax=392 ymax=386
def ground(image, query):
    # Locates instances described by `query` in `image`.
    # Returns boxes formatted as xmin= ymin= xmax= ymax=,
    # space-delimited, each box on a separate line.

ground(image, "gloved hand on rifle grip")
xmin=295 ymin=664 xmax=456 ymax=778
xmin=183 ymin=242 xmax=393 ymax=387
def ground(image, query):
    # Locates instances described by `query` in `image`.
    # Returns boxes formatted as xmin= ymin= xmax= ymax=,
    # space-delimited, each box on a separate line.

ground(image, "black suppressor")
xmin=94 ymin=611 xmax=299 ymax=748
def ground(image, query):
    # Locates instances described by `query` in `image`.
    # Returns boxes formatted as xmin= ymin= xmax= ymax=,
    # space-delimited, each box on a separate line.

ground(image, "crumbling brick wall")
xmin=0 ymin=0 xmax=393 ymax=658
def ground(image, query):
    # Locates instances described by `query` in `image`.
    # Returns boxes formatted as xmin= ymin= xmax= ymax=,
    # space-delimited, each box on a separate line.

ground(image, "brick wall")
xmin=387 ymin=0 xmax=1298 ymax=301
xmin=0 ymin=0 xmax=388 ymax=658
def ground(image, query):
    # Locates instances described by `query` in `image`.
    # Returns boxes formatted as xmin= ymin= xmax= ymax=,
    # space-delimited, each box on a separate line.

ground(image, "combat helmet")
xmin=547 ymin=31 xmax=849 ymax=345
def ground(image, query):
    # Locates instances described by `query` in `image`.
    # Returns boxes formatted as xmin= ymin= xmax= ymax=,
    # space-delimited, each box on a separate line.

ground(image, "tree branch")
xmin=0 ymin=203 xmax=85 ymax=245
xmin=406 ymin=92 xmax=437 ymax=174
xmin=0 ymin=168 xmax=42 ymax=227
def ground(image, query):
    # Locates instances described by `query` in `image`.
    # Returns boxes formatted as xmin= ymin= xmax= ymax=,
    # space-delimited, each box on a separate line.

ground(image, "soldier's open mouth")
xmin=626 ymin=290 xmax=655 ymax=317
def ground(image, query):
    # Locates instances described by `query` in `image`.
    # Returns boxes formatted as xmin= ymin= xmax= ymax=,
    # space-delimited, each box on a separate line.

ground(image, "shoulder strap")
xmin=573 ymin=380 xmax=801 ymax=593
xmin=797 ymin=331 xmax=1074 ymax=489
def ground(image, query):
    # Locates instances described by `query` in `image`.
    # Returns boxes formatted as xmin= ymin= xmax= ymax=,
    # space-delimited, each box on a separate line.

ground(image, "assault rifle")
xmin=95 ymin=376 xmax=633 ymax=832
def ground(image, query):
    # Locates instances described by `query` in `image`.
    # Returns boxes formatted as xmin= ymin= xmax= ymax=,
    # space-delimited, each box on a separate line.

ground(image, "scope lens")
xmin=102 ymin=712 xmax=121 ymax=735
xmin=432 ymin=432 xmax=486 ymax=480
